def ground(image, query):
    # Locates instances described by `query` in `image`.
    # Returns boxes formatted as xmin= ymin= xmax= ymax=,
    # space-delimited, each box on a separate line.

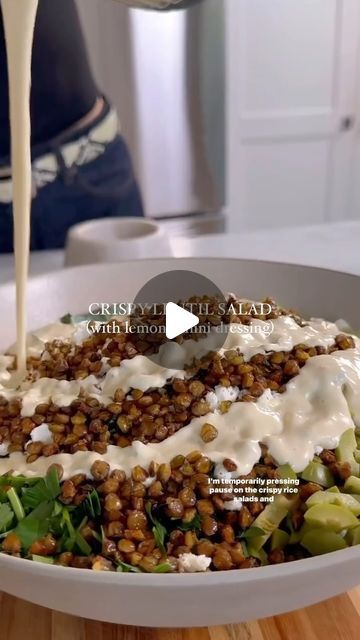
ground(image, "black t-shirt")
xmin=0 ymin=0 xmax=98 ymax=159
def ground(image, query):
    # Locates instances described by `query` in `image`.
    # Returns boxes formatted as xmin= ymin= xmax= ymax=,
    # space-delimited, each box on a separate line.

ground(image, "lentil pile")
xmin=0 ymin=296 xmax=359 ymax=572
xmin=0 ymin=444 xmax=358 ymax=572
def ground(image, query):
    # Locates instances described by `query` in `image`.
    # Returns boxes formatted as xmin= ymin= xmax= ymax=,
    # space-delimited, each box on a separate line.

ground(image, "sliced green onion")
xmin=74 ymin=531 xmax=92 ymax=556
xmin=0 ymin=502 xmax=14 ymax=533
xmin=31 ymin=554 xmax=55 ymax=564
xmin=117 ymin=561 xmax=142 ymax=573
xmin=7 ymin=487 xmax=25 ymax=522
xmin=153 ymin=563 xmax=172 ymax=573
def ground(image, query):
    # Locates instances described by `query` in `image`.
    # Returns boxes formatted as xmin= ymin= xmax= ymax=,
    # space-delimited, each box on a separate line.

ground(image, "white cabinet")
xmin=226 ymin=0 xmax=360 ymax=231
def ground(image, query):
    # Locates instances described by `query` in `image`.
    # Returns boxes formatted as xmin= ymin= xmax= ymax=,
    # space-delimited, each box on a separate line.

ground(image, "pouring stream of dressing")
xmin=1 ymin=0 xmax=39 ymax=373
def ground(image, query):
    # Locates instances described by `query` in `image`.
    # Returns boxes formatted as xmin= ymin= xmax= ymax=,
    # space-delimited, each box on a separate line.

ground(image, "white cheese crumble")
xmin=205 ymin=385 xmax=239 ymax=412
xmin=28 ymin=423 xmax=53 ymax=445
xmin=73 ymin=322 xmax=91 ymax=345
xmin=143 ymin=476 xmax=156 ymax=488
xmin=223 ymin=498 xmax=243 ymax=511
xmin=213 ymin=463 xmax=239 ymax=480
xmin=0 ymin=442 xmax=9 ymax=457
xmin=177 ymin=553 xmax=211 ymax=573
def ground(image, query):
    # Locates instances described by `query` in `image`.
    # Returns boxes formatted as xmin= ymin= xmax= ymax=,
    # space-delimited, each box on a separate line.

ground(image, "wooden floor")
xmin=1 ymin=588 xmax=359 ymax=639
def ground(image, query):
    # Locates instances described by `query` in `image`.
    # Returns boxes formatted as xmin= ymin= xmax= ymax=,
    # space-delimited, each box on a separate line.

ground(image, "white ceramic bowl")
xmin=0 ymin=258 xmax=359 ymax=626
xmin=65 ymin=217 xmax=172 ymax=267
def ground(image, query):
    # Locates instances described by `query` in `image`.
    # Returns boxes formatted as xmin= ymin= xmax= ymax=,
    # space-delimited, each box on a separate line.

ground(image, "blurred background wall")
xmin=77 ymin=0 xmax=360 ymax=232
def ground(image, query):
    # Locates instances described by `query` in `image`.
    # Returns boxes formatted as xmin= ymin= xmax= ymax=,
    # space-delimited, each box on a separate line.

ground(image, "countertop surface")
xmin=1 ymin=220 xmax=360 ymax=638
xmin=0 ymin=220 xmax=360 ymax=285
xmin=1 ymin=588 xmax=360 ymax=640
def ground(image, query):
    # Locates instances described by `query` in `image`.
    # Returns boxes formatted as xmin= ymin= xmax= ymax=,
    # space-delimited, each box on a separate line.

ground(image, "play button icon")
xmin=131 ymin=269 xmax=228 ymax=369
xmin=165 ymin=302 xmax=199 ymax=340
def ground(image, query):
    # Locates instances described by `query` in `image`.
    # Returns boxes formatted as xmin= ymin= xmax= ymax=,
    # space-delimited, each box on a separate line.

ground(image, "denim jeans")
xmin=0 ymin=133 xmax=144 ymax=253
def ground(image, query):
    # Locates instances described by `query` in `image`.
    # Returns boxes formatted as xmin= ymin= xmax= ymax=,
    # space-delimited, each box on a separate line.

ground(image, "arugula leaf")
xmin=238 ymin=527 xmax=265 ymax=540
xmin=145 ymin=502 xmax=167 ymax=554
xmin=178 ymin=514 xmax=201 ymax=532
xmin=15 ymin=501 xmax=55 ymax=549
xmin=117 ymin=561 xmax=142 ymax=573
xmin=0 ymin=503 xmax=14 ymax=533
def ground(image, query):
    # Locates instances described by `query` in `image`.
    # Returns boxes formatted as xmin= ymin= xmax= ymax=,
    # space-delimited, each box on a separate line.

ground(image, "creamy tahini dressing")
xmin=1 ymin=0 xmax=39 ymax=373
xmin=0 ymin=316 xmax=350 ymax=416
xmin=0 ymin=317 xmax=359 ymax=479
xmin=156 ymin=315 xmax=345 ymax=368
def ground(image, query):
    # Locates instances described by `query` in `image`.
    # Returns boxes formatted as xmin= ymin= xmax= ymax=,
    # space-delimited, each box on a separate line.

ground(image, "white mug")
xmin=65 ymin=217 xmax=172 ymax=267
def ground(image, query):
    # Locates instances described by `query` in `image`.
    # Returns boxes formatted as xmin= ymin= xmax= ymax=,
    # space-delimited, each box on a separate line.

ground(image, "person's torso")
xmin=0 ymin=0 xmax=98 ymax=160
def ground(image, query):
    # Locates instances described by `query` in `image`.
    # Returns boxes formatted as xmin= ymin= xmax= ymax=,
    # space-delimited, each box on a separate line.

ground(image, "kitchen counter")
xmin=1 ymin=588 xmax=360 ymax=640
xmin=1 ymin=220 xmax=360 ymax=285
xmin=1 ymin=219 xmax=360 ymax=639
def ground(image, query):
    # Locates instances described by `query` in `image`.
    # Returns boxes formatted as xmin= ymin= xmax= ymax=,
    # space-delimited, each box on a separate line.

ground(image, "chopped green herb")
xmin=45 ymin=468 xmax=61 ymax=499
xmin=60 ymin=312 xmax=109 ymax=325
xmin=145 ymin=502 xmax=167 ymax=554
xmin=117 ymin=561 xmax=142 ymax=573
xmin=91 ymin=530 xmax=102 ymax=544
xmin=61 ymin=510 xmax=76 ymax=552
xmin=15 ymin=501 xmax=55 ymax=550
xmin=74 ymin=531 xmax=92 ymax=556
xmin=178 ymin=514 xmax=201 ymax=532
xmin=31 ymin=554 xmax=54 ymax=564
xmin=0 ymin=503 xmax=14 ymax=533
xmin=107 ymin=417 xmax=119 ymax=434
xmin=153 ymin=563 xmax=172 ymax=573
xmin=60 ymin=313 xmax=72 ymax=324
xmin=238 ymin=527 xmax=265 ymax=540
xmin=7 ymin=487 xmax=25 ymax=522
xmin=22 ymin=468 xmax=60 ymax=510
xmin=0 ymin=476 xmax=24 ymax=491
xmin=82 ymin=490 xmax=101 ymax=519
xmin=240 ymin=540 xmax=249 ymax=558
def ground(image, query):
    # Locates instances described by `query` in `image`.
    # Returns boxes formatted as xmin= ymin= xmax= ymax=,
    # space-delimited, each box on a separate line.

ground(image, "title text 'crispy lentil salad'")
xmin=0 ymin=295 xmax=360 ymax=573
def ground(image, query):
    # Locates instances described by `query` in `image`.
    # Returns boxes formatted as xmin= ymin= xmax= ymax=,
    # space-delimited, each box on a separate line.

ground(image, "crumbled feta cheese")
xmin=28 ymin=423 xmax=53 ymax=444
xmin=213 ymin=463 xmax=238 ymax=480
xmin=0 ymin=442 xmax=9 ymax=457
xmin=224 ymin=498 xmax=243 ymax=511
xmin=178 ymin=553 xmax=211 ymax=572
xmin=336 ymin=319 xmax=352 ymax=332
xmin=205 ymin=385 xmax=239 ymax=411
xmin=205 ymin=391 xmax=218 ymax=411
xmin=143 ymin=476 xmax=156 ymax=488
xmin=0 ymin=355 xmax=14 ymax=385
xmin=100 ymin=357 xmax=111 ymax=375
xmin=73 ymin=321 xmax=91 ymax=345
